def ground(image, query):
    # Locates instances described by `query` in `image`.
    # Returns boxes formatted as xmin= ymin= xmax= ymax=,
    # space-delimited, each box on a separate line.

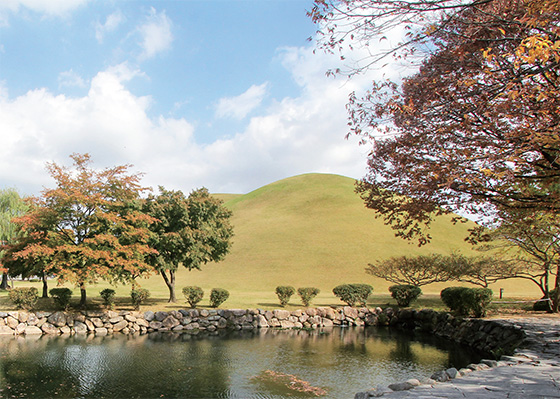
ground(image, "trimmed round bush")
xmin=333 ymin=284 xmax=373 ymax=306
xmin=182 ymin=286 xmax=204 ymax=308
xmin=100 ymin=288 xmax=116 ymax=309
xmin=275 ymin=286 xmax=296 ymax=307
xmin=441 ymin=286 xmax=493 ymax=317
xmin=210 ymin=288 xmax=229 ymax=308
xmin=8 ymin=287 xmax=39 ymax=310
xmin=297 ymin=287 xmax=320 ymax=307
xmin=131 ymin=288 xmax=150 ymax=310
xmin=389 ymin=284 xmax=422 ymax=307
xmin=49 ymin=288 xmax=73 ymax=310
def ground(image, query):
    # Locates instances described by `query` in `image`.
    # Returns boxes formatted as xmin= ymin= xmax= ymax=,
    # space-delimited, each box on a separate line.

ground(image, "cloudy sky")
xmin=0 ymin=0 xmax=390 ymax=196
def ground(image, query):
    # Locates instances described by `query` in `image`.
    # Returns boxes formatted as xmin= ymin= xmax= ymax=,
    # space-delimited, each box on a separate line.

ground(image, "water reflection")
xmin=0 ymin=327 xmax=484 ymax=399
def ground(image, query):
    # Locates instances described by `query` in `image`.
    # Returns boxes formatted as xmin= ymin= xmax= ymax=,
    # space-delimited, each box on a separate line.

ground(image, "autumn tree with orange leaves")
xmin=10 ymin=154 xmax=156 ymax=306
xmin=310 ymin=0 xmax=560 ymax=242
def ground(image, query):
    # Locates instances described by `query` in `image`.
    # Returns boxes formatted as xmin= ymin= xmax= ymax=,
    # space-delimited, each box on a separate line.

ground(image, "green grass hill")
xmin=2 ymin=173 xmax=539 ymax=310
xmin=170 ymin=173 xmax=529 ymax=302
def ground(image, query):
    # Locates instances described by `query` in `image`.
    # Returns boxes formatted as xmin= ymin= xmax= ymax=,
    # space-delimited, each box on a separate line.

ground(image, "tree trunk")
xmin=161 ymin=269 xmax=177 ymax=302
xmin=41 ymin=273 xmax=48 ymax=298
xmin=0 ymin=273 xmax=8 ymax=290
xmin=552 ymin=264 xmax=560 ymax=313
xmin=80 ymin=283 xmax=87 ymax=307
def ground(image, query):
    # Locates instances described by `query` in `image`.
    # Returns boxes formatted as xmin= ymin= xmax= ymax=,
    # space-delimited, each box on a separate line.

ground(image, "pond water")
xmin=0 ymin=327 xmax=484 ymax=399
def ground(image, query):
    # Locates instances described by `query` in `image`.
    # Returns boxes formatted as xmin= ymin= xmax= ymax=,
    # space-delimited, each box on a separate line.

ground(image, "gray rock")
xmin=445 ymin=367 xmax=459 ymax=379
xmin=125 ymin=314 xmax=137 ymax=322
xmin=274 ymin=310 xmax=290 ymax=320
xmin=144 ymin=311 xmax=155 ymax=321
xmin=162 ymin=316 xmax=180 ymax=329
xmin=388 ymin=381 xmax=416 ymax=391
xmin=26 ymin=313 xmax=39 ymax=326
xmin=73 ymin=321 xmax=88 ymax=334
xmin=481 ymin=359 xmax=498 ymax=368
xmin=431 ymin=370 xmax=450 ymax=382
xmin=256 ymin=315 xmax=269 ymax=328
xmin=154 ymin=311 xmax=168 ymax=322
xmin=322 ymin=318 xmax=334 ymax=327
xmin=109 ymin=316 xmax=124 ymax=324
xmin=41 ymin=322 xmax=59 ymax=335
xmin=95 ymin=327 xmax=108 ymax=336
xmin=149 ymin=321 xmax=163 ymax=330
xmin=47 ymin=312 xmax=67 ymax=327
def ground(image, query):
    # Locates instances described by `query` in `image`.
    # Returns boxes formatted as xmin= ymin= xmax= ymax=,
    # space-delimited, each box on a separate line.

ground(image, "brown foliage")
xmin=311 ymin=0 xmax=560 ymax=245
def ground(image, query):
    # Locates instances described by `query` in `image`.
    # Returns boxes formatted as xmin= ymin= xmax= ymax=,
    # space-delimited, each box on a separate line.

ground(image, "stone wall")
xmin=0 ymin=306 xmax=525 ymax=355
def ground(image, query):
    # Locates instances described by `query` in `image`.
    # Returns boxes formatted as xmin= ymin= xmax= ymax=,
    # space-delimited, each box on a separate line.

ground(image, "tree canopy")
xmin=10 ymin=153 xmax=156 ymax=306
xmin=0 ymin=188 xmax=28 ymax=290
xmin=143 ymin=187 xmax=234 ymax=302
xmin=310 ymin=0 xmax=560 ymax=244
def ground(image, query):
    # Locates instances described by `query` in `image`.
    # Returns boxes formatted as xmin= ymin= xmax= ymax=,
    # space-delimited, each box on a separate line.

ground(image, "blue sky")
xmin=0 ymin=0 xmax=379 ymax=196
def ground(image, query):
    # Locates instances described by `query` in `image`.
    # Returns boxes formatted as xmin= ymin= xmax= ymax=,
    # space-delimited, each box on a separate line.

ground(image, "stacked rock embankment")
xmin=0 ymin=307 xmax=525 ymax=356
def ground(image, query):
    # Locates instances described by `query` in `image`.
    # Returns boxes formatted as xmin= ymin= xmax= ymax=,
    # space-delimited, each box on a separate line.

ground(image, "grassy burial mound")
xmin=174 ymin=173 xmax=508 ymax=302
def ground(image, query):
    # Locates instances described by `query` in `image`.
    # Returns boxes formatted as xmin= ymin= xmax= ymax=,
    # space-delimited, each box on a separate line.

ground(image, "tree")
xmin=143 ymin=187 xmax=233 ymax=302
xmin=366 ymin=253 xmax=455 ymax=287
xmin=11 ymin=153 xmax=156 ymax=306
xmin=0 ymin=188 xmax=28 ymax=290
xmin=468 ymin=209 xmax=560 ymax=312
xmin=367 ymin=252 xmax=517 ymax=287
xmin=310 ymin=0 xmax=560 ymax=244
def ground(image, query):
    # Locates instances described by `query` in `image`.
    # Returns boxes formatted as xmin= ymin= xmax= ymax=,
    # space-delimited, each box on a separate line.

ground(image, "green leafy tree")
xmin=469 ymin=209 xmax=560 ymax=312
xmin=10 ymin=153 xmax=156 ymax=306
xmin=144 ymin=187 xmax=234 ymax=302
xmin=0 ymin=188 xmax=28 ymax=290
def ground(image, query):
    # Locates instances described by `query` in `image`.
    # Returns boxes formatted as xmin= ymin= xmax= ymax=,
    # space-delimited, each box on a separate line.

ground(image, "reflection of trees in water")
xmin=0 ymin=333 xmax=231 ymax=398
xmin=0 ymin=327 xmax=485 ymax=398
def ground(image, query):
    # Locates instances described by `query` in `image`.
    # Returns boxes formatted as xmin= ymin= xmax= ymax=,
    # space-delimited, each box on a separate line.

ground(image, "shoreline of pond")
xmin=0 ymin=306 xmax=526 ymax=358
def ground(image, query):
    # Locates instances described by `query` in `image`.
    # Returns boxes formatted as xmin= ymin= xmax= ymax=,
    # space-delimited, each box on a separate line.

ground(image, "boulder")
xmin=431 ymin=370 xmax=450 ymax=382
xmin=60 ymin=326 xmax=71 ymax=335
xmin=0 ymin=326 xmax=14 ymax=335
xmin=47 ymin=312 xmax=67 ymax=327
xmin=41 ymin=322 xmax=59 ymax=335
xmin=17 ymin=312 xmax=29 ymax=323
xmin=24 ymin=326 xmax=43 ymax=335
xmin=6 ymin=316 xmax=19 ymax=329
xmin=73 ymin=322 xmax=88 ymax=334
xmin=154 ymin=311 xmax=168 ymax=322
xmin=445 ymin=368 xmax=459 ymax=379
xmin=256 ymin=315 xmax=269 ymax=328
xmin=91 ymin=318 xmax=104 ymax=328
xmin=109 ymin=316 xmax=124 ymax=324
xmin=144 ymin=311 xmax=155 ymax=321
xmin=113 ymin=320 xmax=128 ymax=332
xmin=162 ymin=316 xmax=180 ymax=329
xmin=95 ymin=327 xmax=108 ymax=336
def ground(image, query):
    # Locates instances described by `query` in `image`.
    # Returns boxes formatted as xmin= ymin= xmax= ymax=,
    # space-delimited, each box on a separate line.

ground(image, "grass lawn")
xmin=0 ymin=279 xmax=545 ymax=317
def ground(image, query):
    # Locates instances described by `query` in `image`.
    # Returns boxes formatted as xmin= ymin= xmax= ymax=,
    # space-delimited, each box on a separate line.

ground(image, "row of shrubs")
xmin=7 ymin=286 xmax=231 ymax=311
xmin=7 ymin=284 xmax=494 ymax=318
xmin=277 ymin=284 xmax=492 ymax=317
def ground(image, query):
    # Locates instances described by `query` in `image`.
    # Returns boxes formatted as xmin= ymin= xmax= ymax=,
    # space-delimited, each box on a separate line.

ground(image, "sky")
xmin=0 ymin=0 xmax=390 ymax=196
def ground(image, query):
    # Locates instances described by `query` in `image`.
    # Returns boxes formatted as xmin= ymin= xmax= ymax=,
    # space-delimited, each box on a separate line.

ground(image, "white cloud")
xmin=58 ymin=69 xmax=87 ymax=89
xmin=0 ymin=0 xmax=88 ymax=17
xmin=137 ymin=7 xmax=173 ymax=61
xmin=0 ymin=43 xmax=374 ymax=196
xmin=216 ymin=83 xmax=269 ymax=120
xmin=95 ymin=10 xmax=124 ymax=43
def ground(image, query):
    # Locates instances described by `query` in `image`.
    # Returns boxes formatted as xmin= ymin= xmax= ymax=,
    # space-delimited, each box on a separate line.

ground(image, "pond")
xmin=0 ymin=327 xmax=484 ymax=399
